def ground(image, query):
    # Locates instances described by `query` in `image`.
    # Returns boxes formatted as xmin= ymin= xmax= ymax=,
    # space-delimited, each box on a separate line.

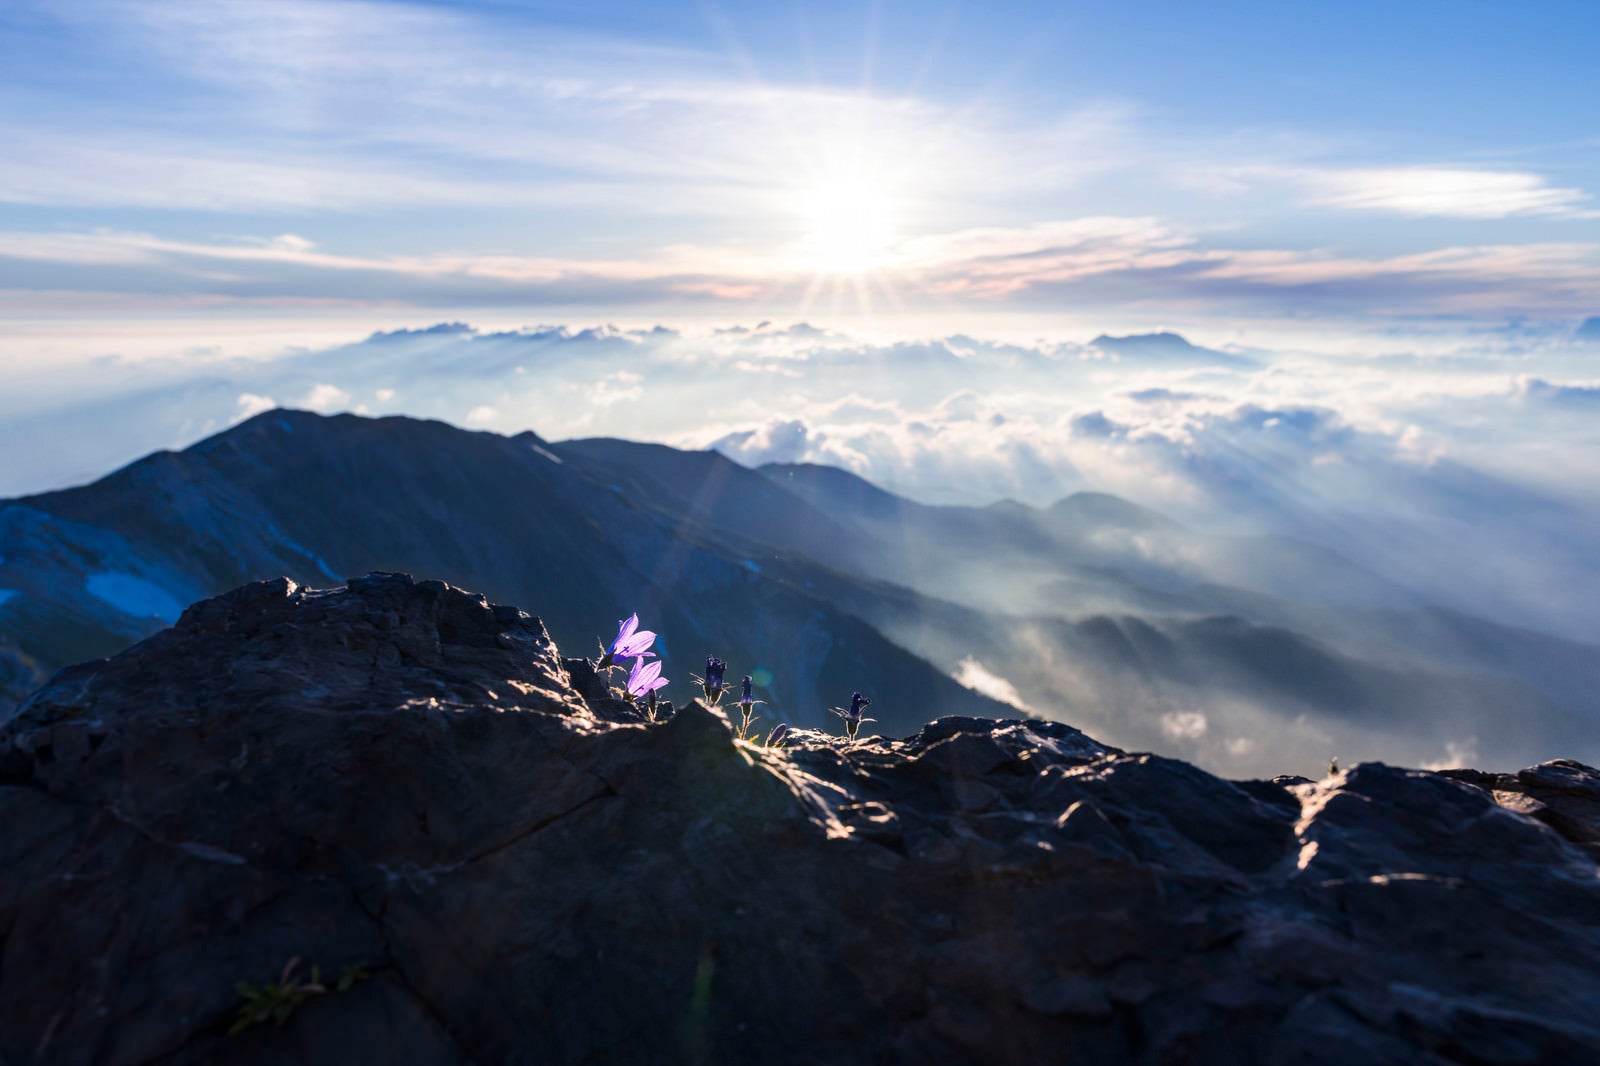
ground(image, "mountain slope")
xmin=5 ymin=410 xmax=1597 ymax=776
xmin=562 ymin=439 xmax=1600 ymax=774
xmin=0 ymin=410 xmax=1011 ymax=735
xmin=759 ymin=459 xmax=1418 ymax=614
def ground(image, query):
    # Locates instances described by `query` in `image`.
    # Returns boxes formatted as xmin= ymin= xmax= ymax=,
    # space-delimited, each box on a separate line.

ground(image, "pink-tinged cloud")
xmin=1 ymin=221 xmax=1598 ymax=316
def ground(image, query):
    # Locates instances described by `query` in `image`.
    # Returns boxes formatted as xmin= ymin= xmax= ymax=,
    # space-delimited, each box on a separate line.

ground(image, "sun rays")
xmin=785 ymin=152 xmax=911 ymax=318
xmin=797 ymin=166 xmax=897 ymax=275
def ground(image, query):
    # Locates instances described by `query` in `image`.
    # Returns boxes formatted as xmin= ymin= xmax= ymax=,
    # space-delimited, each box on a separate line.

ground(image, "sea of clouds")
xmin=4 ymin=316 xmax=1599 ymax=644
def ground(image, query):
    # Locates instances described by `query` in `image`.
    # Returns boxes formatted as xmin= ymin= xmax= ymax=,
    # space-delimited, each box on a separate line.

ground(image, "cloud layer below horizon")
xmin=5 ymin=316 xmax=1600 ymax=648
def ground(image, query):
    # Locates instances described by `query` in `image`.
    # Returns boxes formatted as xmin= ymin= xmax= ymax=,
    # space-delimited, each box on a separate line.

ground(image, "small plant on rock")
xmin=336 ymin=963 xmax=370 ymax=992
xmin=228 ymin=958 xmax=371 ymax=1037
xmin=830 ymin=692 xmax=875 ymax=745
xmin=690 ymin=656 xmax=727 ymax=706
xmin=735 ymin=674 xmax=765 ymax=740
xmin=228 ymin=957 xmax=327 ymax=1035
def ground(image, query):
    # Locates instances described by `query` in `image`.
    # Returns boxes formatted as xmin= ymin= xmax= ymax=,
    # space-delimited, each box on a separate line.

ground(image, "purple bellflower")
xmin=691 ymin=656 xmax=728 ymax=706
xmin=830 ymin=692 xmax=876 ymax=744
xmin=623 ymin=655 xmax=668 ymax=710
xmin=735 ymin=674 xmax=765 ymax=740
xmin=598 ymin=613 xmax=656 ymax=671
xmin=766 ymin=723 xmax=790 ymax=749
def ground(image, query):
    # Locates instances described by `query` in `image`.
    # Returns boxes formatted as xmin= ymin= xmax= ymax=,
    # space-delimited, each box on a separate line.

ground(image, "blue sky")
xmin=1 ymin=0 xmax=1597 ymax=324
xmin=4 ymin=1 xmax=1600 ymax=661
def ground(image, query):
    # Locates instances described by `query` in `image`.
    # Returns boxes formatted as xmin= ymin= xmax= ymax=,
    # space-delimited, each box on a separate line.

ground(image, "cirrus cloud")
xmin=1298 ymin=167 xmax=1594 ymax=220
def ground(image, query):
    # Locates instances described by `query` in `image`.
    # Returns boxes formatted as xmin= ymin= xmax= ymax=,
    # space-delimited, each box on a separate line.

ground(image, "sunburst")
xmin=796 ymin=164 xmax=897 ymax=275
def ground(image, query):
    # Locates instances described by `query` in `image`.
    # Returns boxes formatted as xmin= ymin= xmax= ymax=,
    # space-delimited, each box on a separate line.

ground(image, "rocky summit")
xmin=2 ymin=574 xmax=1598 ymax=1066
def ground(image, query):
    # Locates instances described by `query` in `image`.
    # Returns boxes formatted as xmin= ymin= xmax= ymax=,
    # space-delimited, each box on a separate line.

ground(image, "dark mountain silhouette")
xmin=0 ymin=410 xmax=1011 ymax=737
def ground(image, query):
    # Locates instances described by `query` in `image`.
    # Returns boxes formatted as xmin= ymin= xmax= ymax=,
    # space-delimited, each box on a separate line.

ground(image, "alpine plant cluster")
xmin=597 ymin=613 xmax=874 ymax=744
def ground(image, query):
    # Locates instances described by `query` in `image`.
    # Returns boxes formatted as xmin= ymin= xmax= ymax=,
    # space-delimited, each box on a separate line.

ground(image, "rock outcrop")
xmin=2 ymin=573 xmax=1598 ymax=1065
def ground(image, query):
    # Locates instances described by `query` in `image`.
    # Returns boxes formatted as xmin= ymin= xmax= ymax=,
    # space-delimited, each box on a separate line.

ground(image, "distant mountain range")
xmin=3 ymin=409 xmax=1597 ymax=776
xmin=1086 ymin=330 xmax=1256 ymax=368
xmin=0 ymin=411 xmax=1012 ymax=739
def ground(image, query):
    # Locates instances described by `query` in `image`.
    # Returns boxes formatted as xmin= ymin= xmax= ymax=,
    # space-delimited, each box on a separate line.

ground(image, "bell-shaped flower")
xmin=830 ymin=692 xmax=876 ymax=743
xmin=766 ymin=723 xmax=790 ymax=749
xmin=847 ymin=692 xmax=871 ymax=722
xmin=598 ymin=613 xmax=656 ymax=671
xmin=734 ymin=674 xmax=765 ymax=740
xmin=623 ymin=655 xmax=668 ymax=704
xmin=691 ymin=656 xmax=728 ymax=706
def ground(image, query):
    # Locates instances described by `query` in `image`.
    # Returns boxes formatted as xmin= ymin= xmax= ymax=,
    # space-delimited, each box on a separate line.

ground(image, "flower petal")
xmin=617 ymin=629 xmax=657 ymax=657
xmin=625 ymin=656 xmax=665 ymax=696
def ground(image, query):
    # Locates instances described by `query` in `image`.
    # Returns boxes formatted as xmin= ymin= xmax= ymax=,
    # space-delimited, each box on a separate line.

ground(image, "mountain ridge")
xmin=0 ymin=409 xmax=1011 ymax=736
xmin=3 ymin=409 xmax=1598 ymax=777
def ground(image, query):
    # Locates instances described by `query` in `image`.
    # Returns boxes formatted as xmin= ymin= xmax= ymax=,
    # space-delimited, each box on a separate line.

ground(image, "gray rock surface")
xmin=2 ymin=573 xmax=1597 ymax=1065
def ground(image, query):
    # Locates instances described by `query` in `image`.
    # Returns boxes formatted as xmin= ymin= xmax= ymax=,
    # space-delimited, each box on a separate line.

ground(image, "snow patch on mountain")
xmin=86 ymin=572 xmax=184 ymax=623
xmin=266 ymin=523 xmax=340 ymax=581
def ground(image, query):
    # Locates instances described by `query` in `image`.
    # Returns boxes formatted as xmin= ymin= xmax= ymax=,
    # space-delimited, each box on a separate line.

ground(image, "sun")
xmin=795 ymin=166 xmax=898 ymax=275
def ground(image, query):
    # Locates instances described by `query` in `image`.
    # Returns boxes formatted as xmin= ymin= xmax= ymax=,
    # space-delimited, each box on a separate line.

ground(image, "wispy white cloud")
xmin=297 ymin=383 xmax=351 ymax=412
xmin=1517 ymin=376 xmax=1600 ymax=405
xmin=1197 ymin=163 xmax=1598 ymax=220
xmin=953 ymin=657 xmax=1032 ymax=711
xmin=1160 ymin=709 xmax=1209 ymax=742
xmin=1423 ymin=738 xmax=1481 ymax=772
xmin=2 ymin=0 xmax=1131 ymax=232
xmin=233 ymin=393 xmax=276 ymax=420
xmin=890 ymin=217 xmax=1202 ymax=297
xmin=4 ymin=222 xmax=1598 ymax=317
xmin=1297 ymin=166 xmax=1594 ymax=219
xmin=2 ymin=0 xmax=1597 ymax=323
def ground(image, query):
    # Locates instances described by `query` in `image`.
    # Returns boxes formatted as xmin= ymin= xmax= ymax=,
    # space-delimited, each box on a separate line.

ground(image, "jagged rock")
xmin=1441 ymin=761 xmax=1600 ymax=861
xmin=1 ymin=574 xmax=1597 ymax=1065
